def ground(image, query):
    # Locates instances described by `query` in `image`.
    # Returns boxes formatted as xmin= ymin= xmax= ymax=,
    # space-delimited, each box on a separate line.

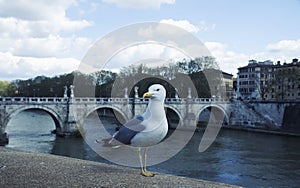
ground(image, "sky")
xmin=1 ymin=0 xmax=300 ymax=80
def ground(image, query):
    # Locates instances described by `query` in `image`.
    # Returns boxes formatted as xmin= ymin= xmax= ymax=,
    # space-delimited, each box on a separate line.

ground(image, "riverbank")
xmin=0 ymin=147 xmax=242 ymax=188
xmin=222 ymin=126 xmax=300 ymax=137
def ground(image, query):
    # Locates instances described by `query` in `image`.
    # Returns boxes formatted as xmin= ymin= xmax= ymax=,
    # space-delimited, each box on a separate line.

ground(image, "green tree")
xmin=0 ymin=81 xmax=16 ymax=96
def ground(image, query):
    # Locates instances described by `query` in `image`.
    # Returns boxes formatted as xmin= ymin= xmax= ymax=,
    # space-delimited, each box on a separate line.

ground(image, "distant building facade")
xmin=203 ymin=69 xmax=233 ymax=99
xmin=274 ymin=59 xmax=300 ymax=101
xmin=221 ymin=71 xmax=234 ymax=99
xmin=237 ymin=58 xmax=300 ymax=101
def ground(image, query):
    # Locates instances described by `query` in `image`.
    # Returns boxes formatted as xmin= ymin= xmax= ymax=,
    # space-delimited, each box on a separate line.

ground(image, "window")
xmin=240 ymin=88 xmax=248 ymax=93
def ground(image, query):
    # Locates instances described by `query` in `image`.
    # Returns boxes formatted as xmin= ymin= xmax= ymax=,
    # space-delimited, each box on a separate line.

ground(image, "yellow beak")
xmin=143 ymin=92 xmax=153 ymax=98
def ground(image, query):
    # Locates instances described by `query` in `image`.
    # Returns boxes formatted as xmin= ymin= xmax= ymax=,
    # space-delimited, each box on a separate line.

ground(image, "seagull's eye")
xmin=156 ymin=89 xmax=160 ymax=91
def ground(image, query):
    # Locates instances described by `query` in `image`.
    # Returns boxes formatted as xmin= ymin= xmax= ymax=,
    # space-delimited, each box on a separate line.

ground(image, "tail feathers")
xmin=95 ymin=137 xmax=121 ymax=148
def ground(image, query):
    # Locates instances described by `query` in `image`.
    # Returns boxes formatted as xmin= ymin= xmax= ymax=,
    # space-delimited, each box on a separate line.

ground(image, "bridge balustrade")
xmin=191 ymin=98 xmax=229 ymax=103
xmin=0 ymin=97 xmax=68 ymax=103
xmin=0 ymin=97 xmax=229 ymax=104
xmin=74 ymin=98 xmax=132 ymax=104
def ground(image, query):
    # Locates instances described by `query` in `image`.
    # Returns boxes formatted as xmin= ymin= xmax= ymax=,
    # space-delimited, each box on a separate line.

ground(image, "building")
xmin=237 ymin=58 xmax=300 ymax=101
xmin=273 ymin=59 xmax=300 ymax=101
xmin=237 ymin=60 xmax=275 ymax=100
xmin=203 ymin=69 xmax=233 ymax=99
xmin=221 ymin=71 xmax=234 ymax=99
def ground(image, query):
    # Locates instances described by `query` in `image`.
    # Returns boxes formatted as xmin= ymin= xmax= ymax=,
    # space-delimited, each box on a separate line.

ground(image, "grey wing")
xmin=113 ymin=115 xmax=146 ymax=145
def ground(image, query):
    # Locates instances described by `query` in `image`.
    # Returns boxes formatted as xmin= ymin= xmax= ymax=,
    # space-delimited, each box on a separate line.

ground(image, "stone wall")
xmin=228 ymin=100 xmax=269 ymax=127
xmin=248 ymin=102 xmax=285 ymax=127
xmin=247 ymin=101 xmax=300 ymax=129
xmin=282 ymin=105 xmax=300 ymax=132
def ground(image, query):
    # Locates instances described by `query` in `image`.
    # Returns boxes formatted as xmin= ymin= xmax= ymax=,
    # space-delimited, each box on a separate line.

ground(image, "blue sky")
xmin=1 ymin=0 xmax=300 ymax=80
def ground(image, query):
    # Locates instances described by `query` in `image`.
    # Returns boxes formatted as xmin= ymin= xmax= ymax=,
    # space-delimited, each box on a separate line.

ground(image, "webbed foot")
xmin=141 ymin=169 xmax=155 ymax=177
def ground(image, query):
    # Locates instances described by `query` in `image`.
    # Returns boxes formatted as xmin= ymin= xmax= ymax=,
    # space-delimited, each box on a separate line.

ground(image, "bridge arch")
xmin=85 ymin=105 xmax=130 ymax=125
xmin=6 ymin=106 xmax=64 ymax=133
xmin=164 ymin=105 xmax=183 ymax=128
xmin=196 ymin=104 xmax=229 ymax=127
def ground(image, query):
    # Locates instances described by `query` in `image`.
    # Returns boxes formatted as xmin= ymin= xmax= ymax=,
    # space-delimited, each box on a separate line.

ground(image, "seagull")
xmin=106 ymin=84 xmax=168 ymax=177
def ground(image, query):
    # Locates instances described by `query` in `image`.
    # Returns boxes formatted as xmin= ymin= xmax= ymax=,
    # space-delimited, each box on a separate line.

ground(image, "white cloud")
xmin=0 ymin=15 xmax=91 ymax=39
xmin=241 ymin=39 xmax=300 ymax=64
xmin=102 ymin=0 xmax=175 ymax=9
xmin=205 ymin=39 xmax=300 ymax=76
xmin=0 ymin=33 xmax=91 ymax=80
xmin=160 ymin=19 xmax=199 ymax=33
xmin=0 ymin=52 xmax=80 ymax=80
xmin=105 ymin=42 xmax=189 ymax=70
xmin=137 ymin=23 xmax=189 ymax=39
xmin=159 ymin=19 xmax=215 ymax=34
xmin=205 ymin=42 xmax=249 ymax=75
xmin=198 ymin=21 xmax=216 ymax=32
xmin=0 ymin=0 xmax=93 ymax=50
xmin=9 ymin=35 xmax=91 ymax=58
xmin=0 ymin=0 xmax=93 ymax=80
xmin=0 ymin=0 xmax=75 ymax=21
xmin=266 ymin=39 xmax=300 ymax=52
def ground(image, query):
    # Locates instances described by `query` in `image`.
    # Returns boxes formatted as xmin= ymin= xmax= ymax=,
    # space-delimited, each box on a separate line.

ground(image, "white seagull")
xmin=108 ymin=84 xmax=168 ymax=177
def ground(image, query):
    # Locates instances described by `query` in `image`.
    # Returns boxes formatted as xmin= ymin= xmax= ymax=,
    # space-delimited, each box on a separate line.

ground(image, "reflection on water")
xmin=6 ymin=110 xmax=56 ymax=153
xmin=5 ymin=110 xmax=300 ymax=187
xmin=154 ymin=130 xmax=300 ymax=187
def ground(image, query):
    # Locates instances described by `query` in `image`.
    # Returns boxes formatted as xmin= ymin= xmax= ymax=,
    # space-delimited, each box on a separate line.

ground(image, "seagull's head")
xmin=143 ymin=84 xmax=166 ymax=101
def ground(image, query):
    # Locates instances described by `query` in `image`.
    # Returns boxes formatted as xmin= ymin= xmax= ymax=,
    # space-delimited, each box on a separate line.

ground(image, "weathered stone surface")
xmin=0 ymin=147 xmax=242 ymax=188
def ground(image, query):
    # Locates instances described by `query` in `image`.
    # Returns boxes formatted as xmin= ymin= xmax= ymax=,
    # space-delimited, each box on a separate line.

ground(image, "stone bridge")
xmin=0 ymin=96 xmax=232 ymax=145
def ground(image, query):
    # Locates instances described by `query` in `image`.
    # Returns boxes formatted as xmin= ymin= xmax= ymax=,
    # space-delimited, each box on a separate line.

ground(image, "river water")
xmin=5 ymin=110 xmax=300 ymax=187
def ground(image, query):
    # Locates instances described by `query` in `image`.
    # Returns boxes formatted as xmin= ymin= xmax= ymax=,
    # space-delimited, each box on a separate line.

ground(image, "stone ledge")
xmin=0 ymin=147 xmax=242 ymax=188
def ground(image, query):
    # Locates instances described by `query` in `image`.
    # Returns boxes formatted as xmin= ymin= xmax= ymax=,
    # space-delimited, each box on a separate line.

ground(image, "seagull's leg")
xmin=138 ymin=147 xmax=144 ymax=174
xmin=141 ymin=147 xmax=155 ymax=177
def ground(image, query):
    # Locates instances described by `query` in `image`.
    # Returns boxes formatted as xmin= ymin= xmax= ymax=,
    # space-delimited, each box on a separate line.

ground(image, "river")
xmin=5 ymin=110 xmax=300 ymax=187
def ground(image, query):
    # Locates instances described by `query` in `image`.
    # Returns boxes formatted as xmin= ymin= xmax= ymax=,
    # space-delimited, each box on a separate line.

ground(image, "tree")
xmin=92 ymin=70 xmax=117 ymax=86
xmin=3 ymin=55 xmax=222 ymax=98
xmin=0 ymin=81 xmax=16 ymax=96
